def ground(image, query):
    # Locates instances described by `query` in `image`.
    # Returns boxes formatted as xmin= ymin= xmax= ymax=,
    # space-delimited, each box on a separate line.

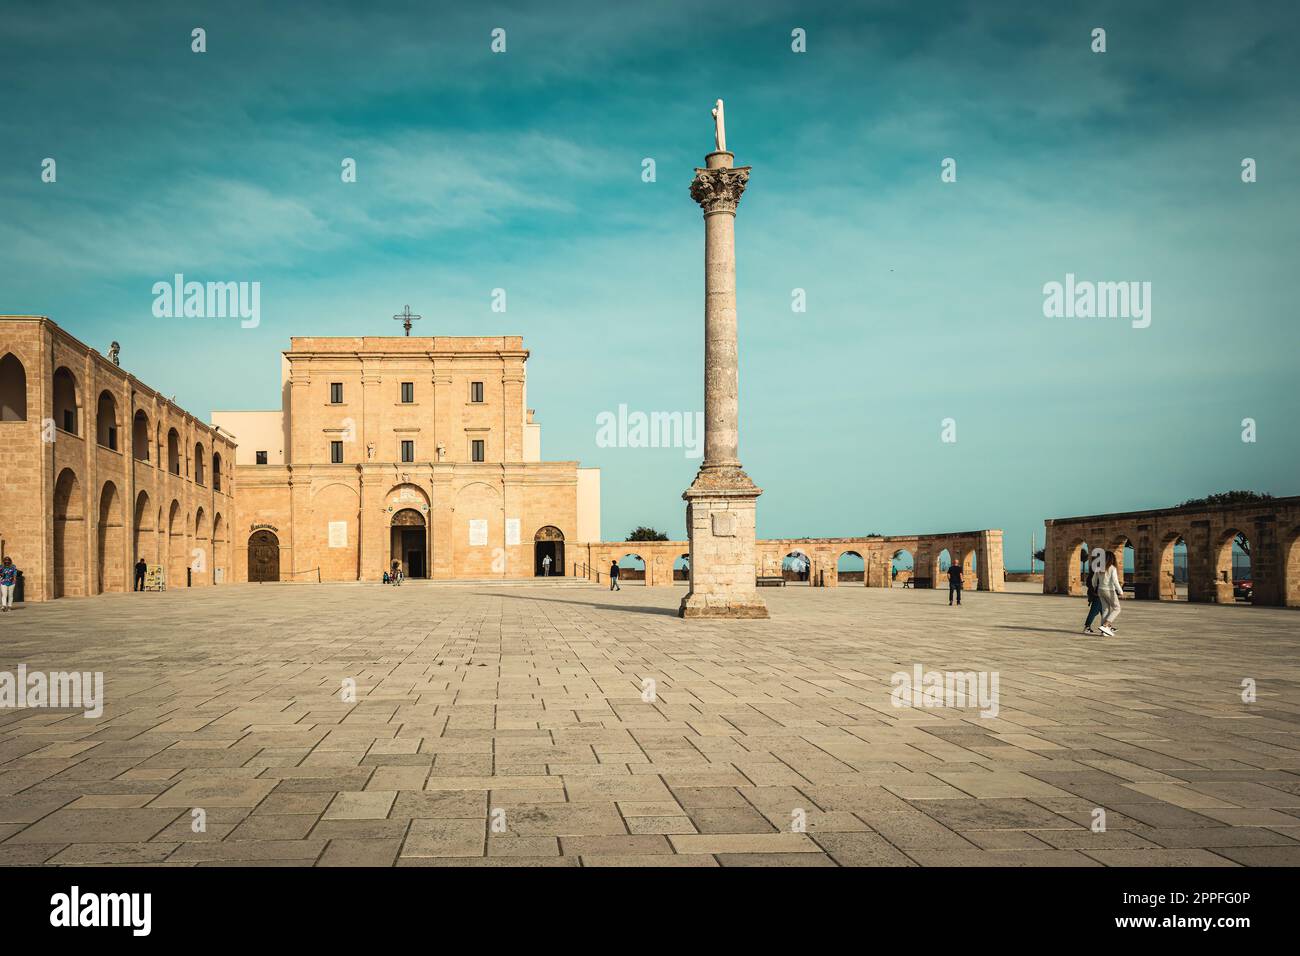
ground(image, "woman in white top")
xmin=1093 ymin=551 xmax=1123 ymax=636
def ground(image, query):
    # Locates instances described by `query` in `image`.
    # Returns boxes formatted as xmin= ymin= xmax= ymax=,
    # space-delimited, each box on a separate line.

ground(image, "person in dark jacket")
xmin=134 ymin=558 xmax=148 ymax=591
xmin=609 ymin=560 xmax=621 ymax=591
xmin=947 ymin=560 xmax=963 ymax=606
xmin=1083 ymin=554 xmax=1104 ymax=633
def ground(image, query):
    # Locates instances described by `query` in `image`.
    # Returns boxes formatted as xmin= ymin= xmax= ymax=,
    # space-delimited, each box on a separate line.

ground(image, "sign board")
xmin=469 ymin=519 xmax=488 ymax=547
xmin=143 ymin=564 xmax=165 ymax=591
xmin=505 ymin=518 xmax=520 ymax=547
xmin=328 ymin=521 xmax=348 ymax=548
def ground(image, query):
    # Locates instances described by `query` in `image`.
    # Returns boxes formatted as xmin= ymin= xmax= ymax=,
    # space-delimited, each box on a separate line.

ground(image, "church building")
xmin=211 ymin=333 xmax=600 ymax=583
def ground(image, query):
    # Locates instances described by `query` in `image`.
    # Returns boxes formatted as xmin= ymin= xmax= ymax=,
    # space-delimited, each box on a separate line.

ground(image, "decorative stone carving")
xmin=690 ymin=166 xmax=750 ymax=215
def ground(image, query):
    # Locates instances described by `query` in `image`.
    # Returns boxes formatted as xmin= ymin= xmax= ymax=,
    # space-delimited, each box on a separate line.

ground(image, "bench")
xmin=756 ymin=576 xmax=786 ymax=587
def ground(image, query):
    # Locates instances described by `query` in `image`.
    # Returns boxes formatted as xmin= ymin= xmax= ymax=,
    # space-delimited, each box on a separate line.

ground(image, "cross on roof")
xmin=393 ymin=304 xmax=422 ymax=336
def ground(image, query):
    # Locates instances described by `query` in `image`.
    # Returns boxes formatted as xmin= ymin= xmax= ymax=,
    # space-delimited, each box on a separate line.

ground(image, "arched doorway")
xmin=96 ymin=481 xmax=124 ymax=594
xmin=133 ymin=490 xmax=154 ymax=564
xmin=891 ymin=548 xmax=914 ymax=587
xmin=837 ymin=550 xmax=864 ymax=584
xmin=673 ymin=553 xmax=690 ymax=583
xmin=957 ymin=547 xmax=979 ymax=590
xmin=618 ymin=553 xmax=646 ymax=585
xmin=1061 ymin=539 xmax=1092 ymax=596
xmin=52 ymin=468 xmax=84 ymax=598
xmin=391 ymin=509 xmax=427 ymax=578
xmin=248 ymin=530 xmax=280 ymax=583
xmin=1108 ymin=535 xmax=1135 ymax=597
xmin=167 ymin=502 xmax=186 ymax=586
xmin=212 ymin=513 xmax=226 ymax=583
xmin=194 ymin=508 xmax=209 ymax=582
xmin=534 ymin=526 xmax=564 ymax=576
xmin=1215 ymin=528 xmax=1253 ymax=604
xmin=782 ymin=550 xmax=811 ymax=584
xmin=1156 ymin=532 xmax=1188 ymax=601
xmin=933 ymin=548 xmax=954 ymax=588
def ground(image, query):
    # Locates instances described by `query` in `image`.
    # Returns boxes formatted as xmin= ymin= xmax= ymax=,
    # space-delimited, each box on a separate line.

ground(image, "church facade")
xmin=211 ymin=334 xmax=600 ymax=583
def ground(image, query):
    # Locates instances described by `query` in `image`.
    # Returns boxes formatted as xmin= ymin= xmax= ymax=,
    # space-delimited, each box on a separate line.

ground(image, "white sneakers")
xmin=1099 ymin=625 xmax=1116 ymax=637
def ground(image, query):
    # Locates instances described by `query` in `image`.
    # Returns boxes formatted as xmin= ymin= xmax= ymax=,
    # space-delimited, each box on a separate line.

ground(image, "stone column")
xmin=679 ymin=148 xmax=767 ymax=619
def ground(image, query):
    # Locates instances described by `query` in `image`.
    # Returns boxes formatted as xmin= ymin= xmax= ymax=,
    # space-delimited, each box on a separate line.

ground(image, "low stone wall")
xmin=1044 ymin=497 xmax=1300 ymax=606
xmin=573 ymin=530 xmax=1005 ymax=591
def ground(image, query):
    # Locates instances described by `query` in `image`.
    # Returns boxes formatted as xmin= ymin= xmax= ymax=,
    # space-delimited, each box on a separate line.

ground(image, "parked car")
xmin=1233 ymin=578 xmax=1253 ymax=601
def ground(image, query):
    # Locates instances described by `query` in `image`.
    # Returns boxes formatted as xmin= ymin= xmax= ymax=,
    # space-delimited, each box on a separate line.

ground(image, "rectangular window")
xmin=401 ymin=440 xmax=414 ymax=463
xmin=330 ymin=441 xmax=343 ymax=464
xmin=256 ymin=451 xmax=268 ymax=465
xmin=470 ymin=381 xmax=484 ymax=403
xmin=330 ymin=382 xmax=343 ymax=404
xmin=471 ymin=439 xmax=485 ymax=462
xmin=400 ymin=382 xmax=414 ymax=403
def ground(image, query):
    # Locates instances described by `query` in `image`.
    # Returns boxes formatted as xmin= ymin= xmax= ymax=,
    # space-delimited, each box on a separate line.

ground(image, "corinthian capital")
xmin=690 ymin=166 xmax=750 ymax=214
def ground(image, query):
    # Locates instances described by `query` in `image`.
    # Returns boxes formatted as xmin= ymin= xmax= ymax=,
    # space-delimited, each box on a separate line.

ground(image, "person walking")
xmin=391 ymin=561 xmax=403 ymax=586
xmin=134 ymin=557 xmax=148 ymax=592
xmin=0 ymin=557 xmax=18 ymax=611
xmin=947 ymin=559 xmax=964 ymax=606
xmin=609 ymin=560 xmax=621 ymax=591
xmin=542 ymin=553 xmax=552 ymax=577
xmin=1082 ymin=560 xmax=1104 ymax=633
xmin=1096 ymin=551 xmax=1123 ymax=637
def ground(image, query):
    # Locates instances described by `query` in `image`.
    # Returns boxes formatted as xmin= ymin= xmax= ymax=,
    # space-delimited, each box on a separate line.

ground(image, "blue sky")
xmin=3 ymin=0 xmax=1298 ymax=565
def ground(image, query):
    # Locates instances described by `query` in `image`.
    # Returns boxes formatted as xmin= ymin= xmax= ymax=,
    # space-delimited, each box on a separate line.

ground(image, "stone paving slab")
xmin=1 ymin=582 xmax=1299 ymax=866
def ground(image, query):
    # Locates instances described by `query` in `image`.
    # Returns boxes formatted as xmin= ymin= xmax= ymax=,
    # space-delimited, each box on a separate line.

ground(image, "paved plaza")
xmin=2 ymin=582 xmax=1299 ymax=867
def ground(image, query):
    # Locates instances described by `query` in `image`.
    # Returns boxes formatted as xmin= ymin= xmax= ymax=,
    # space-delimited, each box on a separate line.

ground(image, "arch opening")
xmin=673 ymin=552 xmax=690 ymax=584
xmin=96 ymin=481 xmax=124 ymax=594
xmin=132 ymin=410 xmax=150 ymax=462
xmin=1215 ymin=528 xmax=1254 ymax=605
xmin=390 ymin=508 xmax=427 ymax=579
xmin=891 ymin=548 xmax=915 ymax=588
xmin=53 ymin=367 xmax=78 ymax=434
xmin=837 ymin=550 xmax=864 ymax=584
xmin=96 ymin=391 xmax=119 ymax=450
xmin=248 ymin=529 xmax=280 ymax=583
xmin=133 ymin=490 xmax=154 ymax=566
xmin=0 ymin=353 xmax=27 ymax=421
xmin=1156 ymin=532 xmax=1188 ymax=601
xmin=617 ymin=553 xmax=646 ymax=584
xmin=52 ymin=468 xmax=85 ymax=598
xmin=781 ymin=549 xmax=811 ymax=585
xmin=533 ymin=525 xmax=564 ymax=577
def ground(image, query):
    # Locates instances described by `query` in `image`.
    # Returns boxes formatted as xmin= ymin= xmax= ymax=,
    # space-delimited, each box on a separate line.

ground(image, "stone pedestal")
xmin=679 ymin=147 xmax=768 ymax=619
